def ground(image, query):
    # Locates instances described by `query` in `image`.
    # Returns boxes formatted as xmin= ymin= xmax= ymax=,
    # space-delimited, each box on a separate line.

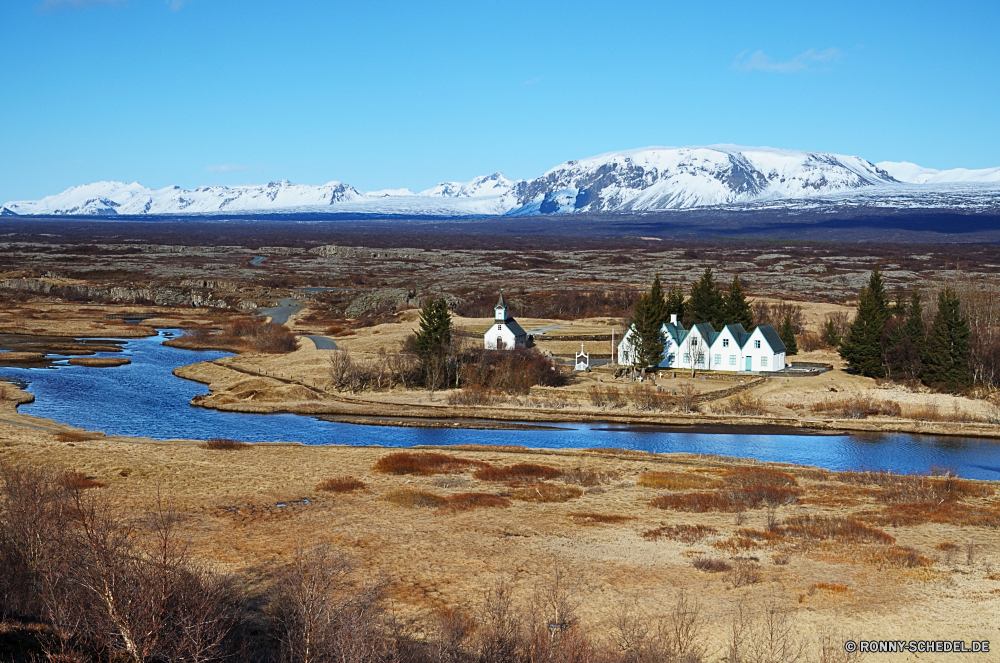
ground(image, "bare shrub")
xmin=61 ymin=471 xmax=107 ymax=490
xmin=726 ymin=559 xmax=762 ymax=588
xmin=440 ymin=493 xmax=511 ymax=513
xmin=587 ymin=385 xmax=626 ymax=409
xmin=315 ymin=477 xmax=365 ymax=493
xmin=725 ymin=598 xmax=804 ymax=663
xmin=458 ymin=346 xmax=567 ymax=394
xmin=569 ymin=512 xmax=635 ymax=526
xmin=475 ymin=577 xmax=522 ymax=663
xmin=677 ymin=383 xmax=699 ymax=414
xmin=329 ymin=348 xmax=419 ymax=393
xmin=692 ymin=557 xmax=731 ymax=573
xmin=798 ymin=331 xmax=824 ymax=352
xmin=776 ymin=516 xmax=894 ymax=545
xmin=642 ymin=524 xmax=717 ymax=543
xmin=171 ymin=317 xmax=298 ymax=353
xmin=372 ymin=452 xmax=486 ymax=476
xmin=717 ymin=391 xmax=766 ymax=416
xmin=447 ymin=385 xmax=505 ymax=406
xmin=561 ymin=467 xmax=619 ymax=487
xmin=271 ymin=543 xmax=391 ymax=663
xmin=753 ymin=301 xmax=805 ymax=334
xmin=814 ymin=394 xmax=902 ymax=419
xmin=473 ymin=463 xmax=562 ymax=483
xmin=627 ymin=384 xmax=673 ymax=411
xmin=202 ymin=438 xmax=252 ymax=451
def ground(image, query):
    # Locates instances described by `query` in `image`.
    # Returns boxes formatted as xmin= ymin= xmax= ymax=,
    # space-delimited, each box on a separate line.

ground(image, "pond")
xmin=2 ymin=330 xmax=1000 ymax=480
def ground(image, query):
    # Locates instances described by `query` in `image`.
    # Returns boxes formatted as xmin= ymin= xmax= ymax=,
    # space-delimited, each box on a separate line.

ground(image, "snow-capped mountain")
xmin=876 ymin=161 xmax=1000 ymax=185
xmin=4 ymin=145 xmax=998 ymax=217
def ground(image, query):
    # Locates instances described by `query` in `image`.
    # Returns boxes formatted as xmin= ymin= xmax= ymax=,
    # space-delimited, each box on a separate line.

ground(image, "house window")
xmin=729 ymin=355 xmax=736 ymax=365
xmin=761 ymin=357 xmax=768 ymax=367
xmin=754 ymin=340 xmax=761 ymax=349
xmin=697 ymin=355 xmax=705 ymax=365
xmin=723 ymin=338 xmax=729 ymax=347
xmin=497 ymin=324 xmax=502 ymax=330
xmin=691 ymin=338 xmax=698 ymax=346
xmin=714 ymin=354 xmax=721 ymax=365
xmin=683 ymin=353 xmax=690 ymax=362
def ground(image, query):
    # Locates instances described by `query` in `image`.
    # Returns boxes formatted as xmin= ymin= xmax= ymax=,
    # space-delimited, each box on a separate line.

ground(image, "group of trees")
xmin=627 ymin=270 xmax=797 ymax=371
xmin=839 ymin=268 xmax=972 ymax=392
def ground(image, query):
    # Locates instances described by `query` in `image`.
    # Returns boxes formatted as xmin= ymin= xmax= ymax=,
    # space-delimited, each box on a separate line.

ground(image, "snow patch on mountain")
xmin=877 ymin=161 xmax=1000 ymax=184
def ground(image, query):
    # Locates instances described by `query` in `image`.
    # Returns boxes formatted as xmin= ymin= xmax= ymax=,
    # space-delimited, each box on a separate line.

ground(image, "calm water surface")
xmin=3 ymin=330 xmax=1000 ymax=480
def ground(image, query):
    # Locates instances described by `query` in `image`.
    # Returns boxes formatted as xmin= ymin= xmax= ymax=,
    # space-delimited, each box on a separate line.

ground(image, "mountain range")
xmin=4 ymin=145 xmax=999 ymax=217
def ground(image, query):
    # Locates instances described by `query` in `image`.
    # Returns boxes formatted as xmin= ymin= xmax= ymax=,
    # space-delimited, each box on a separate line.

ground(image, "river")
xmin=2 ymin=330 xmax=999 ymax=480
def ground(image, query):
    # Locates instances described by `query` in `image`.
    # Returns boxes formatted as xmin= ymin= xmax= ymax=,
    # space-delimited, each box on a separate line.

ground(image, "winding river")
xmin=2 ymin=330 xmax=1000 ymax=480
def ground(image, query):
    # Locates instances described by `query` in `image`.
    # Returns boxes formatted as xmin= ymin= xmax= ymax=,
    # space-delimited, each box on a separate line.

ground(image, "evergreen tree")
xmin=629 ymin=297 xmax=665 ymax=372
xmin=922 ymin=288 xmax=971 ymax=391
xmin=685 ymin=268 xmax=725 ymax=328
xmin=665 ymin=285 xmax=685 ymax=322
xmin=647 ymin=273 xmax=670 ymax=328
xmin=779 ymin=313 xmax=798 ymax=355
xmin=839 ymin=268 xmax=890 ymax=377
xmin=414 ymin=296 xmax=452 ymax=357
xmin=722 ymin=275 xmax=753 ymax=330
xmin=886 ymin=291 xmax=926 ymax=380
xmin=823 ymin=319 xmax=842 ymax=347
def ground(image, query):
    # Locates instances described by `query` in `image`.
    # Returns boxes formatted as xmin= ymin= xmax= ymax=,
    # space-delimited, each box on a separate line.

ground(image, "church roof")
xmin=503 ymin=318 xmax=527 ymax=337
xmin=496 ymin=292 xmax=506 ymax=308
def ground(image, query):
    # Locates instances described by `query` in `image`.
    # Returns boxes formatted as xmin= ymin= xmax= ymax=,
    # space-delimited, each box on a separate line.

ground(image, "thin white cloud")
xmin=166 ymin=0 xmax=188 ymax=11
xmin=43 ymin=0 xmax=126 ymax=9
xmin=206 ymin=164 xmax=248 ymax=173
xmin=523 ymin=77 xmax=542 ymax=86
xmin=733 ymin=48 xmax=840 ymax=73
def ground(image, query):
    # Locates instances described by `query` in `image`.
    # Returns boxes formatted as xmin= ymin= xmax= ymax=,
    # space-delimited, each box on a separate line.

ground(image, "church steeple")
xmin=495 ymin=292 xmax=507 ymax=321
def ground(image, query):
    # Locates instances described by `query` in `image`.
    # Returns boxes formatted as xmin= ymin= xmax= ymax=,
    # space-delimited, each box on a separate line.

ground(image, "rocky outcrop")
xmin=344 ymin=289 xmax=417 ymax=317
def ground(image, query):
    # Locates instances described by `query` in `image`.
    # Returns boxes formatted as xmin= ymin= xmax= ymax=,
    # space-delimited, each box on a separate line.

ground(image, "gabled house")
xmin=484 ymin=293 xmax=527 ymax=350
xmin=617 ymin=318 xmax=788 ymax=373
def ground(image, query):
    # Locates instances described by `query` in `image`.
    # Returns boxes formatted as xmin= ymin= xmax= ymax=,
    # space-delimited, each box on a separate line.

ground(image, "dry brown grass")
xmin=561 ymin=467 xmax=619 ymax=487
xmin=568 ymin=512 xmax=635 ymax=526
xmin=383 ymin=489 xmax=448 ymax=508
xmin=637 ymin=471 xmax=720 ymax=490
xmin=202 ymin=438 xmax=253 ymax=451
xmin=642 ymin=524 xmax=718 ymax=543
xmin=716 ymin=391 xmax=767 ymax=416
xmin=723 ymin=466 xmax=798 ymax=487
xmin=860 ymin=545 xmax=934 ymax=570
xmin=509 ymin=483 xmax=582 ymax=503
xmin=372 ymin=452 xmax=487 ymax=476
xmin=839 ymin=470 xmax=994 ymax=502
xmin=814 ymin=394 xmax=902 ymax=419
xmin=473 ymin=463 xmax=562 ymax=483
xmin=650 ymin=491 xmax=736 ymax=512
xmin=866 ymin=501 xmax=1000 ymax=528
xmin=61 ymin=471 xmax=106 ymax=490
xmin=55 ymin=431 xmax=97 ymax=443
xmin=315 ymin=476 xmax=366 ymax=493
xmin=439 ymin=492 xmax=511 ymax=513
xmin=776 ymin=516 xmax=895 ymax=545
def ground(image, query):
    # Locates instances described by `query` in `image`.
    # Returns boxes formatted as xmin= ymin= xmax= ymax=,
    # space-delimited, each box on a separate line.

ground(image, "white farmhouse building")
xmin=484 ymin=293 xmax=527 ymax=350
xmin=617 ymin=316 xmax=787 ymax=373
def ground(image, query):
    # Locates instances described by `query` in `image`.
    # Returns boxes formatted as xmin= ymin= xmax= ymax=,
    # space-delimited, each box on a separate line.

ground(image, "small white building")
xmin=484 ymin=293 xmax=527 ymax=350
xmin=617 ymin=317 xmax=787 ymax=373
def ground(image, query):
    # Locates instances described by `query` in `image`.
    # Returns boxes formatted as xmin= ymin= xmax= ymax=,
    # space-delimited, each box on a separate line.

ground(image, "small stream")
xmin=2 ymin=330 xmax=1000 ymax=479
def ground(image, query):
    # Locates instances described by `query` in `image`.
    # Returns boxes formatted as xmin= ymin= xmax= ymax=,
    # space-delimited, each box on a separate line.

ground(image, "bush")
xmin=776 ymin=516 xmax=895 ymax=545
xmin=315 ymin=477 xmax=366 ymax=493
xmin=372 ymin=452 xmax=487 ymax=475
xmin=587 ymin=385 xmax=626 ymax=409
xmin=457 ymin=347 xmax=566 ymax=394
xmin=569 ymin=512 xmax=635 ymax=525
xmin=717 ymin=391 xmax=766 ymax=416
xmin=473 ymin=463 xmax=562 ymax=483
xmin=330 ymin=348 xmax=420 ymax=392
xmin=814 ymin=394 xmax=902 ymax=419
xmin=642 ymin=524 xmax=717 ymax=543
xmin=867 ymin=501 xmax=1000 ymax=528
xmin=172 ymin=317 xmax=298 ymax=353
xmin=627 ymin=384 xmax=673 ymax=411
xmin=202 ymin=438 xmax=252 ymax=450
xmin=650 ymin=492 xmax=735 ymax=512
xmin=692 ymin=557 xmax=732 ymax=573
xmin=61 ymin=471 xmax=106 ymax=490
xmin=447 ymin=386 xmax=504 ymax=406
xmin=440 ymin=493 xmax=511 ymax=512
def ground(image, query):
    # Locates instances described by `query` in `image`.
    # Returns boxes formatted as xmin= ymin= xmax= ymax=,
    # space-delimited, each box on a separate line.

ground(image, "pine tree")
xmin=839 ymin=269 xmax=890 ymax=377
xmin=414 ymin=297 xmax=452 ymax=357
xmin=779 ymin=313 xmax=798 ymax=355
xmin=922 ymin=288 xmax=971 ymax=392
xmin=665 ymin=285 xmax=685 ymax=322
xmin=685 ymin=268 xmax=724 ymax=328
xmin=823 ymin=319 xmax=841 ymax=347
xmin=629 ymin=289 xmax=665 ymax=371
xmin=647 ymin=273 xmax=669 ymax=328
xmin=722 ymin=275 xmax=753 ymax=330
xmin=886 ymin=291 xmax=925 ymax=380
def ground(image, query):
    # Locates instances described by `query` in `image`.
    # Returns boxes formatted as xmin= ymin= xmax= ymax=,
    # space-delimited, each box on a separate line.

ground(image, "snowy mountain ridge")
xmin=4 ymin=145 xmax=998 ymax=217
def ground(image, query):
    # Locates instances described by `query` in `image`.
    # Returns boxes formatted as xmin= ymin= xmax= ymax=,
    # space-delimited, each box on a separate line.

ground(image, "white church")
xmin=617 ymin=314 xmax=787 ymax=373
xmin=484 ymin=293 xmax=527 ymax=350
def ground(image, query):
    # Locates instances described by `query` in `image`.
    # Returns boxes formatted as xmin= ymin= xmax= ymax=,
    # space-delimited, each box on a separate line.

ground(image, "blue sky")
xmin=2 ymin=0 xmax=998 ymax=201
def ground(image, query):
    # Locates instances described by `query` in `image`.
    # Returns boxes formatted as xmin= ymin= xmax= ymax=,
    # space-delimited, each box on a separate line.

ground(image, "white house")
xmin=617 ymin=317 xmax=787 ymax=373
xmin=484 ymin=293 xmax=527 ymax=350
